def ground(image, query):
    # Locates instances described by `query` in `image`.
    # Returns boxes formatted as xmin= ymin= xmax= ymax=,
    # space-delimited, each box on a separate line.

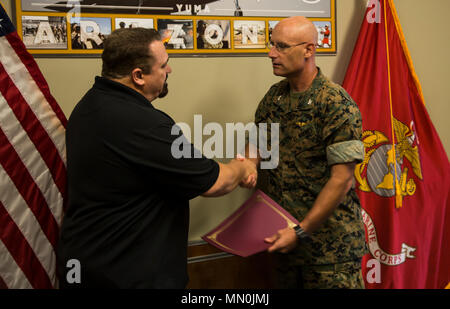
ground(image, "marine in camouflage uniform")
xmin=255 ymin=67 xmax=367 ymax=289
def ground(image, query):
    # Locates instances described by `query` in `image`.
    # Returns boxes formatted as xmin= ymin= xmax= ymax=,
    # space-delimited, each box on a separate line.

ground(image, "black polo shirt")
xmin=58 ymin=77 xmax=219 ymax=288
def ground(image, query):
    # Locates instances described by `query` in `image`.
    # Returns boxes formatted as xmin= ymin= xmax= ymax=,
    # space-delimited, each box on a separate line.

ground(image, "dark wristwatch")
xmin=293 ymin=225 xmax=311 ymax=242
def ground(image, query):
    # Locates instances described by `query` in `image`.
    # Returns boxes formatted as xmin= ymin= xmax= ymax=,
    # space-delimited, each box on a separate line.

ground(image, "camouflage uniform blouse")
xmin=255 ymin=68 xmax=367 ymax=265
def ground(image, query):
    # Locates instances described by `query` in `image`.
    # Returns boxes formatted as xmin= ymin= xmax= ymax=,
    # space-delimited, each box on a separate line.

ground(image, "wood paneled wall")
xmin=187 ymin=242 xmax=276 ymax=289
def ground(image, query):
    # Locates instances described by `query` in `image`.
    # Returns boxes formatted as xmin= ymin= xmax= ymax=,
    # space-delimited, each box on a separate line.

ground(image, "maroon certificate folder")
xmin=201 ymin=190 xmax=300 ymax=257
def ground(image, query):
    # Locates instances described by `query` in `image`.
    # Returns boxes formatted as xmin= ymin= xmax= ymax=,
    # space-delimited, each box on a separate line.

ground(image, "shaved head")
xmin=275 ymin=16 xmax=318 ymax=47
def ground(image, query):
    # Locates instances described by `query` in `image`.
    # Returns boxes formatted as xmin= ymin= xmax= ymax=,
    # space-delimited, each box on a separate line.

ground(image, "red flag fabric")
xmin=343 ymin=0 xmax=450 ymax=289
xmin=0 ymin=5 xmax=67 ymax=288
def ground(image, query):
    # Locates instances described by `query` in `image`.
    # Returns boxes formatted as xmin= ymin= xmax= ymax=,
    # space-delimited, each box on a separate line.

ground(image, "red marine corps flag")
xmin=343 ymin=0 xmax=450 ymax=289
xmin=0 ymin=5 xmax=67 ymax=288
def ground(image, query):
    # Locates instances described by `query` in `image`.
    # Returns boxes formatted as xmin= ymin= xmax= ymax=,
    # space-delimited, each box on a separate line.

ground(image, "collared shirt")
xmin=58 ymin=77 xmax=219 ymax=288
xmin=255 ymin=68 xmax=367 ymax=265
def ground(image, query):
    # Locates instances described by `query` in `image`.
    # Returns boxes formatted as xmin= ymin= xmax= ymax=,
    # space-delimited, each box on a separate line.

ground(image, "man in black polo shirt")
xmin=57 ymin=28 xmax=257 ymax=288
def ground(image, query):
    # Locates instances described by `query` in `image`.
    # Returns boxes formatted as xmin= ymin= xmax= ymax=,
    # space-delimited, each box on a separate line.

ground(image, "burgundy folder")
xmin=201 ymin=190 xmax=300 ymax=257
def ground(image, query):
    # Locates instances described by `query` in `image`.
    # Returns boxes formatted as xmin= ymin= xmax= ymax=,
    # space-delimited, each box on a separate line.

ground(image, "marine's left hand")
xmin=264 ymin=227 xmax=298 ymax=253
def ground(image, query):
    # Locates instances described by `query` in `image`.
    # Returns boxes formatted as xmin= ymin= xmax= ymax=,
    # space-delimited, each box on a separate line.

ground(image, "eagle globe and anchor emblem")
xmin=355 ymin=117 xmax=421 ymax=266
xmin=355 ymin=117 xmax=423 ymax=202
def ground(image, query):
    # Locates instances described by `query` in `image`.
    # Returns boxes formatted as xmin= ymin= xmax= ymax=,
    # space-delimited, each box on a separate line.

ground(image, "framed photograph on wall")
xmin=69 ymin=16 xmax=111 ymax=49
xmin=114 ymin=18 xmax=154 ymax=30
xmin=197 ymin=19 xmax=231 ymax=50
xmin=157 ymin=19 xmax=194 ymax=50
xmin=12 ymin=0 xmax=336 ymax=56
xmin=21 ymin=15 xmax=67 ymax=49
xmin=233 ymin=20 xmax=266 ymax=49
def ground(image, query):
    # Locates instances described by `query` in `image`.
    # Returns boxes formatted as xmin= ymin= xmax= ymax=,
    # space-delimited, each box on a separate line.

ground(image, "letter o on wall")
xmin=204 ymin=24 xmax=223 ymax=45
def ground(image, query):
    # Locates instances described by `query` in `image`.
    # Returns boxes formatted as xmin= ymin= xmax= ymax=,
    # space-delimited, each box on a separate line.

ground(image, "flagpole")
xmin=387 ymin=0 xmax=426 ymax=106
xmin=383 ymin=0 xmax=402 ymax=208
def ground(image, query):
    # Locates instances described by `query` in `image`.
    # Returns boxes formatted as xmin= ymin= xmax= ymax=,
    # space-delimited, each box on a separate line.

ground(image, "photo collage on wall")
xmin=14 ymin=0 xmax=336 ymax=55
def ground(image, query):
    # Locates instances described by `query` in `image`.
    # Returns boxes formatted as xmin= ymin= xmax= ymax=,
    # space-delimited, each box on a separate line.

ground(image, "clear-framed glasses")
xmin=266 ymin=41 xmax=308 ymax=53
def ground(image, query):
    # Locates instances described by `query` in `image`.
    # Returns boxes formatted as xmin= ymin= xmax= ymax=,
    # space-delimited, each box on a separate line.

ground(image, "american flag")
xmin=0 ymin=5 xmax=67 ymax=288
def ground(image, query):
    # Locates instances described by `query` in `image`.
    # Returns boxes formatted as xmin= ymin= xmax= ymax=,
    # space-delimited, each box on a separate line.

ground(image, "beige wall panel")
xmin=2 ymin=0 xmax=449 ymax=241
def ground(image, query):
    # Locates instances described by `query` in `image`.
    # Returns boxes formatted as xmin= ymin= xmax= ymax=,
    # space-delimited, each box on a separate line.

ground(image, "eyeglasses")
xmin=266 ymin=41 xmax=308 ymax=53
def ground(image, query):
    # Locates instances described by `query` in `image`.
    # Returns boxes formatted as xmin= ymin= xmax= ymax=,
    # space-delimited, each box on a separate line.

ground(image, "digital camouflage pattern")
xmin=255 ymin=68 xmax=367 ymax=267
xmin=273 ymin=257 xmax=365 ymax=289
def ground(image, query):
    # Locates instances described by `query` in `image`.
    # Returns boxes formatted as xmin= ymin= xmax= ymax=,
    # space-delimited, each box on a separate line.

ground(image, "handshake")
xmin=201 ymin=149 xmax=259 ymax=197
xmin=235 ymin=153 xmax=258 ymax=189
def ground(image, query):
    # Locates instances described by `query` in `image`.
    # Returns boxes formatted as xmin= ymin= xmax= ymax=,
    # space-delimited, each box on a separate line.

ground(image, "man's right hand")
xmin=202 ymin=158 xmax=257 ymax=197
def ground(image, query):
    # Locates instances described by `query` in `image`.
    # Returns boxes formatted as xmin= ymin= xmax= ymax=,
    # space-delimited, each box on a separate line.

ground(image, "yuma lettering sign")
xmin=19 ymin=0 xmax=332 ymax=17
xmin=14 ymin=0 xmax=336 ymax=56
